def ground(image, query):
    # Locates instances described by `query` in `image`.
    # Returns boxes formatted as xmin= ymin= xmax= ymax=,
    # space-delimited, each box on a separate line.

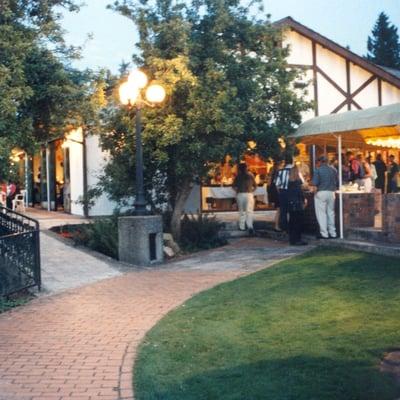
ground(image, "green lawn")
xmin=134 ymin=248 xmax=400 ymax=400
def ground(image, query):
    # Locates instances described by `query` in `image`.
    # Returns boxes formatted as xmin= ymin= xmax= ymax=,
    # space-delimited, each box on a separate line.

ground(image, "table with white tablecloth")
xmin=201 ymin=185 xmax=268 ymax=210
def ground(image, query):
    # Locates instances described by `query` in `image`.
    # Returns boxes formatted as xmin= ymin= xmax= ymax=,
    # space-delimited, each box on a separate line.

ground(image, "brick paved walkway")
xmin=0 ymin=238 xmax=311 ymax=400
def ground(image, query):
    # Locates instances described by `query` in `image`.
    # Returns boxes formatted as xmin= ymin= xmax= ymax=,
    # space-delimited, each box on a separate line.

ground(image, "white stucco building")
xmin=19 ymin=17 xmax=400 ymax=216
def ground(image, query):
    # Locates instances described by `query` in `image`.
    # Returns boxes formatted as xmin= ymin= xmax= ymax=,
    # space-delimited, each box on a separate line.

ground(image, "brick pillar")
xmin=383 ymin=194 xmax=400 ymax=243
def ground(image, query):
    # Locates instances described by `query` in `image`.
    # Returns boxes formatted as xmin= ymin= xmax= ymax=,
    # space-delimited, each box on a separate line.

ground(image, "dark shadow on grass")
xmin=137 ymin=355 xmax=399 ymax=400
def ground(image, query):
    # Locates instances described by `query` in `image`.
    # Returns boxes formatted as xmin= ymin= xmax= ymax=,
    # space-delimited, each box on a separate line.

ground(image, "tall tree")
xmin=366 ymin=12 xmax=400 ymax=69
xmin=104 ymin=0 xmax=310 ymax=239
xmin=0 ymin=0 xmax=99 ymax=180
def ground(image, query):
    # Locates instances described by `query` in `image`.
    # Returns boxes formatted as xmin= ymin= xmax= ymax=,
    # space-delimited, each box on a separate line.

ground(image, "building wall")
xmin=283 ymin=28 xmax=400 ymax=121
xmin=68 ymin=140 xmax=84 ymax=216
xmin=85 ymin=134 xmax=121 ymax=217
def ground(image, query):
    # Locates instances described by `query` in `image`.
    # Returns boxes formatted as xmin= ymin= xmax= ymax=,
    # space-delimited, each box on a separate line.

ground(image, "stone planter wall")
xmin=342 ymin=193 xmax=375 ymax=231
xmin=382 ymin=194 xmax=400 ymax=243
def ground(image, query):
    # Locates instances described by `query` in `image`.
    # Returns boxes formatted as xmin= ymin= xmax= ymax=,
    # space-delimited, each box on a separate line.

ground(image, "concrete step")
xmin=346 ymin=227 xmax=388 ymax=243
xmin=320 ymin=239 xmax=400 ymax=258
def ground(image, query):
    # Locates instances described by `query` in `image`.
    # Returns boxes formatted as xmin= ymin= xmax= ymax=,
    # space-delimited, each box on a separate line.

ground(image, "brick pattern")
xmin=383 ymin=194 xmax=400 ymax=243
xmin=342 ymin=193 xmax=375 ymax=230
xmin=0 ymin=269 xmax=244 ymax=400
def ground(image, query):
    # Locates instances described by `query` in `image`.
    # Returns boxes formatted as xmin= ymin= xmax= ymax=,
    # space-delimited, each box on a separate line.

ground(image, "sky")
xmin=61 ymin=0 xmax=400 ymax=73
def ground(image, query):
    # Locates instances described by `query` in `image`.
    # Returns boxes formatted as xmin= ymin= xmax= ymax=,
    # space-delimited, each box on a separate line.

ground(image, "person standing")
xmin=232 ymin=162 xmax=257 ymax=235
xmin=357 ymin=154 xmax=372 ymax=193
xmin=274 ymin=155 xmax=295 ymax=232
xmin=267 ymin=160 xmax=283 ymax=231
xmin=373 ymin=154 xmax=387 ymax=192
xmin=6 ymin=180 xmax=16 ymax=209
xmin=287 ymin=165 xmax=307 ymax=245
xmin=366 ymin=156 xmax=377 ymax=189
xmin=387 ymin=155 xmax=399 ymax=193
xmin=312 ymin=156 xmax=338 ymax=239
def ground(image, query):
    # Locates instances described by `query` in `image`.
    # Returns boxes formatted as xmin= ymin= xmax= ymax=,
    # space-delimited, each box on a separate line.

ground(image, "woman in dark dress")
xmin=268 ymin=160 xmax=282 ymax=231
xmin=373 ymin=154 xmax=387 ymax=192
xmin=287 ymin=166 xmax=307 ymax=246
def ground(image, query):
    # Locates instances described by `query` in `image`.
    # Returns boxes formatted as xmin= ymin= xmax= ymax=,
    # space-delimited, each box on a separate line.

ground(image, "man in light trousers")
xmin=312 ymin=156 xmax=338 ymax=239
xmin=233 ymin=163 xmax=257 ymax=235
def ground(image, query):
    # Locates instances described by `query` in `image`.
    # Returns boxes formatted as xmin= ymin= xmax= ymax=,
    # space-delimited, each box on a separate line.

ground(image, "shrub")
xmin=71 ymin=217 xmax=118 ymax=259
xmin=180 ymin=213 xmax=227 ymax=251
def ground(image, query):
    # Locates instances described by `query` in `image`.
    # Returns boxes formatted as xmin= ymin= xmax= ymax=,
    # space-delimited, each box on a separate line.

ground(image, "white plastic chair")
xmin=12 ymin=190 xmax=26 ymax=213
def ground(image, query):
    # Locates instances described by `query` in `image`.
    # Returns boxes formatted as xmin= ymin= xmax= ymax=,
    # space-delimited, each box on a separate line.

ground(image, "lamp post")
xmin=119 ymin=69 xmax=166 ymax=215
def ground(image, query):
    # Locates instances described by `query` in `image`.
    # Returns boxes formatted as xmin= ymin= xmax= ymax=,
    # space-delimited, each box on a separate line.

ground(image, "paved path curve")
xmin=0 ymin=237 xmax=311 ymax=400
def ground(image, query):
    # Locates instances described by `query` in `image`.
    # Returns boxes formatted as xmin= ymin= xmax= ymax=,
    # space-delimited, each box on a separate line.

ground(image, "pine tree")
xmin=366 ymin=12 xmax=400 ymax=69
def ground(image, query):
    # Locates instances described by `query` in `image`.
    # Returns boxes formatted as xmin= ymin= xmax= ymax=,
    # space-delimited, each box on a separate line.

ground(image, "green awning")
xmin=292 ymin=102 xmax=400 ymax=138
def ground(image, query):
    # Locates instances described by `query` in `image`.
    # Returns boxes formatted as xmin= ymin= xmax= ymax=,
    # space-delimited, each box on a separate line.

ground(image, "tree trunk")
xmin=171 ymin=180 xmax=193 ymax=242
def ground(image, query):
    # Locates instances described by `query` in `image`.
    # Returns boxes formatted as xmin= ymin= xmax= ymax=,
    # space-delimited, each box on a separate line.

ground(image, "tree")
xmin=0 ymin=0 xmax=101 ymax=181
xmin=366 ymin=12 xmax=400 ymax=69
xmin=103 ymin=0 xmax=310 ymax=240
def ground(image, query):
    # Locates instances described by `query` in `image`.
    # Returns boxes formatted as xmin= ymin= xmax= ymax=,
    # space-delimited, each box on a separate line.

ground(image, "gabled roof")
xmin=274 ymin=17 xmax=400 ymax=89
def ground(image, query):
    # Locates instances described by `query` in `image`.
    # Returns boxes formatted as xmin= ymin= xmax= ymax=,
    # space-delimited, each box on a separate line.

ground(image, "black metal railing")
xmin=0 ymin=206 xmax=41 ymax=296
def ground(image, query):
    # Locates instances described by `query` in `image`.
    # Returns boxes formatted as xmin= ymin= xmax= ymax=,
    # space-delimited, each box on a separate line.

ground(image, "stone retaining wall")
xmin=383 ymin=194 xmax=400 ymax=243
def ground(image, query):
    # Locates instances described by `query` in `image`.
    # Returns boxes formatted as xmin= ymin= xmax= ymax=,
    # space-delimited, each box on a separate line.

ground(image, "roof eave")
xmin=274 ymin=17 xmax=400 ymax=89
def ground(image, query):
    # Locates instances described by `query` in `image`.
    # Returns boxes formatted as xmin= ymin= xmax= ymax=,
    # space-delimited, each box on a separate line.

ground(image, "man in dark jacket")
xmin=373 ymin=154 xmax=387 ymax=192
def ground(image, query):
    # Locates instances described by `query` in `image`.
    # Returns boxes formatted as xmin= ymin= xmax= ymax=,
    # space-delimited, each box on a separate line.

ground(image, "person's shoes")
xmin=239 ymin=227 xmax=246 ymax=231
xmin=316 ymin=234 xmax=329 ymax=239
xmin=248 ymin=228 xmax=256 ymax=236
xmin=274 ymin=228 xmax=283 ymax=232
xmin=328 ymin=235 xmax=338 ymax=239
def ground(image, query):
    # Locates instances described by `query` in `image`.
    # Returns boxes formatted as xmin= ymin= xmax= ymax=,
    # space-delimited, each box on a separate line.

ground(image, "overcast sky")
xmin=61 ymin=0 xmax=400 ymax=73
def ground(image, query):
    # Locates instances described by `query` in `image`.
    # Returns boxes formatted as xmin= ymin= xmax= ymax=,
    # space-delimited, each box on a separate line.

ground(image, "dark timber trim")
xmin=378 ymin=78 xmax=382 ymax=105
xmin=288 ymin=63 xmax=313 ymax=70
xmin=317 ymin=66 xmax=347 ymax=98
xmin=274 ymin=17 xmax=400 ymax=88
xmin=346 ymin=60 xmax=351 ymax=110
xmin=312 ymin=40 xmax=319 ymax=116
xmin=330 ymin=75 xmax=376 ymax=113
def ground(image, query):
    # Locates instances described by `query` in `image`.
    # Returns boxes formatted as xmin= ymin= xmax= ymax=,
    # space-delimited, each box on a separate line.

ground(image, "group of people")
xmin=1 ymin=180 xmax=18 ymax=209
xmin=233 ymin=152 xmax=400 ymax=245
xmin=341 ymin=152 xmax=400 ymax=194
xmin=271 ymin=155 xmax=338 ymax=245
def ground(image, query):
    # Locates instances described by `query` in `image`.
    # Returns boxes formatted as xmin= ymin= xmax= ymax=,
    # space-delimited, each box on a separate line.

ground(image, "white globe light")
xmin=128 ymin=69 xmax=148 ymax=89
xmin=145 ymin=84 xmax=166 ymax=103
xmin=119 ymin=81 xmax=139 ymax=105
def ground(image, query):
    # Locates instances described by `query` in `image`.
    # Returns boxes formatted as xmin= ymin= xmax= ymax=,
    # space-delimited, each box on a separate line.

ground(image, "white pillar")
xmin=24 ymin=152 xmax=29 ymax=207
xmin=312 ymin=145 xmax=316 ymax=171
xmin=46 ymin=147 xmax=51 ymax=212
xmin=337 ymin=135 xmax=344 ymax=239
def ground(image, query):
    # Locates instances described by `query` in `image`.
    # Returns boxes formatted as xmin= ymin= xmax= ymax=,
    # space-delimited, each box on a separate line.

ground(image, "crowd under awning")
xmin=291 ymin=102 xmax=400 ymax=239
xmin=291 ymin=102 xmax=400 ymax=149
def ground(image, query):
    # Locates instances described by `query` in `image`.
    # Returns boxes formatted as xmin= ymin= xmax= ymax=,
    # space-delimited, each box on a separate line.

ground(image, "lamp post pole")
xmin=117 ymin=69 xmax=166 ymax=265
xmin=133 ymin=104 xmax=147 ymax=215
xmin=119 ymin=69 xmax=166 ymax=216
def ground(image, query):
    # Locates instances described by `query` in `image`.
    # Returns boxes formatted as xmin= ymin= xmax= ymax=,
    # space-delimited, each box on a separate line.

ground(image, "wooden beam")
xmin=331 ymin=99 xmax=347 ymax=114
xmin=316 ymin=66 xmax=347 ymax=98
xmin=288 ymin=63 xmax=313 ymax=70
xmin=346 ymin=60 xmax=351 ymax=110
xmin=350 ymin=75 xmax=376 ymax=98
xmin=351 ymin=99 xmax=362 ymax=110
xmin=312 ymin=41 xmax=319 ymax=116
xmin=378 ymin=78 xmax=382 ymax=106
